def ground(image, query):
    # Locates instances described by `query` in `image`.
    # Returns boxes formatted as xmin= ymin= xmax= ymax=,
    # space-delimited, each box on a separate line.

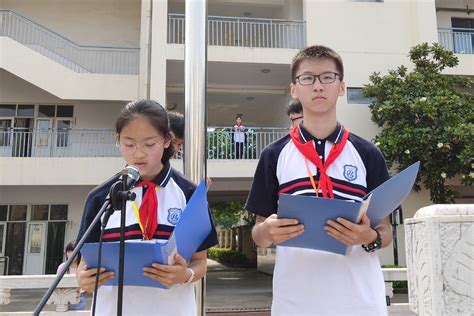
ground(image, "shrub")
xmin=208 ymin=247 xmax=250 ymax=267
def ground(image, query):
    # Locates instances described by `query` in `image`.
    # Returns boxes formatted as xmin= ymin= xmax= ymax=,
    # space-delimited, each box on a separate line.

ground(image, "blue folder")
xmin=277 ymin=161 xmax=420 ymax=255
xmin=81 ymin=180 xmax=211 ymax=288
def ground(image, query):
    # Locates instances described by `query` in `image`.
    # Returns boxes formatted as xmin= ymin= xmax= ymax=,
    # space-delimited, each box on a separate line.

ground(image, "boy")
xmin=168 ymin=111 xmax=185 ymax=156
xmin=287 ymin=98 xmax=303 ymax=127
xmin=245 ymin=45 xmax=392 ymax=315
xmin=233 ymin=115 xmax=246 ymax=159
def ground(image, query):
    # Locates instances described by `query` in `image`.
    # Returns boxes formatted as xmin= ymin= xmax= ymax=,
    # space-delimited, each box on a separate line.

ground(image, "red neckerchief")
xmin=135 ymin=181 xmax=158 ymax=240
xmin=289 ymin=125 xmax=349 ymax=198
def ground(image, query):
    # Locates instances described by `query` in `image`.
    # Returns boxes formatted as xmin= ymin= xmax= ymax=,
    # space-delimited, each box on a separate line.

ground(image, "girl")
xmin=57 ymin=240 xmax=87 ymax=310
xmin=76 ymin=99 xmax=218 ymax=315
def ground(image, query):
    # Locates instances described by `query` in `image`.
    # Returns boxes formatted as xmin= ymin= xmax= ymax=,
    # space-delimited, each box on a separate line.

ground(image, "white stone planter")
xmin=405 ymin=204 xmax=474 ymax=315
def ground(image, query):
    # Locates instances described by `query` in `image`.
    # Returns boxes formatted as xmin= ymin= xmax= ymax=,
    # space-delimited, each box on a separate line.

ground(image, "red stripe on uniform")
xmin=154 ymin=231 xmax=172 ymax=237
xmin=278 ymin=180 xmax=366 ymax=196
xmin=103 ymin=230 xmax=172 ymax=240
xmin=278 ymin=181 xmax=315 ymax=195
xmin=103 ymin=230 xmax=142 ymax=239
xmin=332 ymin=182 xmax=366 ymax=196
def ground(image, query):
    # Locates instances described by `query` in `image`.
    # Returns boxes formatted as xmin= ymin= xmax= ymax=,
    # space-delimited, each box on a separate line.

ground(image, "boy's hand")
xmin=324 ymin=213 xmax=377 ymax=246
xmin=260 ymin=214 xmax=305 ymax=245
xmin=143 ymin=253 xmax=190 ymax=287
xmin=77 ymin=264 xmax=114 ymax=293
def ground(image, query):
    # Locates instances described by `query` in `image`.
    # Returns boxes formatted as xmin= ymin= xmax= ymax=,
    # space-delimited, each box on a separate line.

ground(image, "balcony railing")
xmin=0 ymin=127 xmax=289 ymax=159
xmin=438 ymin=28 xmax=474 ymax=54
xmin=168 ymin=13 xmax=306 ymax=49
xmin=0 ymin=10 xmax=139 ymax=74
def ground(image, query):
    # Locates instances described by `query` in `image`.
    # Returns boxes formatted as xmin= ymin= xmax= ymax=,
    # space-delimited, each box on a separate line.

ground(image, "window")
xmin=0 ymin=206 xmax=7 ymax=221
xmin=0 ymin=224 xmax=4 ymax=255
xmin=0 ymin=119 xmax=12 ymax=147
xmin=17 ymin=105 xmax=35 ymax=117
xmin=0 ymin=104 xmax=15 ymax=116
xmin=31 ymin=205 xmax=49 ymax=220
xmin=56 ymin=106 xmax=74 ymax=118
xmin=1 ymin=204 xmax=68 ymax=275
xmin=9 ymin=205 xmax=27 ymax=221
xmin=347 ymin=88 xmax=373 ymax=104
xmin=451 ymin=18 xmax=474 ymax=54
xmin=50 ymin=205 xmax=68 ymax=220
xmin=56 ymin=120 xmax=71 ymax=147
xmin=38 ymin=105 xmax=55 ymax=118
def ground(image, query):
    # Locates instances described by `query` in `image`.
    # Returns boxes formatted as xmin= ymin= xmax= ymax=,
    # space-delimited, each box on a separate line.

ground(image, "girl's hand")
xmin=143 ymin=253 xmax=190 ymax=287
xmin=77 ymin=264 xmax=115 ymax=293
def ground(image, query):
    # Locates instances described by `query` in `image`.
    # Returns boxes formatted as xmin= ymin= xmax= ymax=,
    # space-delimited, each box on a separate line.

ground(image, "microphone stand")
xmin=33 ymin=199 xmax=111 ymax=316
xmin=34 ymin=169 xmax=135 ymax=316
xmin=116 ymin=169 xmax=129 ymax=316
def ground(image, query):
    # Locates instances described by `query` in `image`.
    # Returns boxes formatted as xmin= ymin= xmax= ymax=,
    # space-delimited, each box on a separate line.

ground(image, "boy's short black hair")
xmin=291 ymin=45 xmax=344 ymax=83
xmin=287 ymin=99 xmax=303 ymax=116
xmin=168 ymin=111 xmax=185 ymax=140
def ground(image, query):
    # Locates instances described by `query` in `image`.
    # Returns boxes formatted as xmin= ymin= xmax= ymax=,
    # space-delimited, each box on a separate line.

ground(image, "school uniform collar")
xmin=134 ymin=161 xmax=172 ymax=188
xmin=298 ymin=122 xmax=345 ymax=144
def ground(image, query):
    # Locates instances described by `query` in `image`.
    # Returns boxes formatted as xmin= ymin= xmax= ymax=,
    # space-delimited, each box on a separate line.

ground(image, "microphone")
xmin=123 ymin=165 xmax=140 ymax=189
xmin=108 ymin=165 xmax=140 ymax=211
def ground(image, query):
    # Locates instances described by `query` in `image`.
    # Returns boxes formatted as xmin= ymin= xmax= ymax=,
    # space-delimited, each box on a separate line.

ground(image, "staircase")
xmin=0 ymin=9 xmax=139 ymax=75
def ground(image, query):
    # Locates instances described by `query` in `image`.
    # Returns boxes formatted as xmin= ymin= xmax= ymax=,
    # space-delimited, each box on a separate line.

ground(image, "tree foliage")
xmin=210 ymin=201 xmax=254 ymax=229
xmin=363 ymin=43 xmax=473 ymax=203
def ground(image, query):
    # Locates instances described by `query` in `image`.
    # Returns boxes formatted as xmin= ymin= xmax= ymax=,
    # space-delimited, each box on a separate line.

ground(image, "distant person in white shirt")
xmin=57 ymin=241 xmax=86 ymax=310
xmin=233 ymin=115 xmax=246 ymax=159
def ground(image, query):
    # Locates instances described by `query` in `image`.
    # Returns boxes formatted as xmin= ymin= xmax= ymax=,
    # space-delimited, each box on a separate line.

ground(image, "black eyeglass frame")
xmin=290 ymin=116 xmax=304 ymax=123
xmin=294 ymin=72 xmax=340 ymax=85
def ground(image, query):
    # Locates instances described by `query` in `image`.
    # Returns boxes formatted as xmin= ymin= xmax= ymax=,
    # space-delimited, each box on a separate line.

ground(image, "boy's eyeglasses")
xmin=295 ymin=72 xmax=340 ymax=85
xmin=116 ymin=139 xmax=165 ymax=155
xmin=290 ymin=116 xmax=303 ymax=123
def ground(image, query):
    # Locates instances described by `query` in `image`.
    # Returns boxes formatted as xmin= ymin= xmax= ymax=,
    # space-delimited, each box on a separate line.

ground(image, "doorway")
xmin=23 ymin=222 xmax=47 ymax=275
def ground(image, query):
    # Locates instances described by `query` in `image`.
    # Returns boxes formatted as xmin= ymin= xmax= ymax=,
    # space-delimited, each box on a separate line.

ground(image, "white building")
xmin=0 ymin=0 xmax=472 ymax=276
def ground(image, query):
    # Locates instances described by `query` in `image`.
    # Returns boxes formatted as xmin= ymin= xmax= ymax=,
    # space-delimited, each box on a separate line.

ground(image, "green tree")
xmin=210 ymin=201 xmax=254 ymax=229
xmin=363 ymin=43 xmax=473 ymax=203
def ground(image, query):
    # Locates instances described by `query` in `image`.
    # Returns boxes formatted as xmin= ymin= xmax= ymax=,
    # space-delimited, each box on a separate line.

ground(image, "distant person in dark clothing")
xmin=168 ymin=111 xmax=185 ymax=157
xmin=287 ymin=99 xmax=303 ymax=128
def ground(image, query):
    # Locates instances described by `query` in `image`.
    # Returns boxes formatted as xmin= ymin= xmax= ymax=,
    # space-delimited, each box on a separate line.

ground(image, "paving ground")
xmin=0 ymin=259 xmax=407 ymax=315
xmin=0 ymin=259 xmax=272 ymax=314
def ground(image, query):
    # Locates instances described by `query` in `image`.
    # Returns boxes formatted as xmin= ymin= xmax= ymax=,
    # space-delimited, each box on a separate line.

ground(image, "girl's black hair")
xmin=116 ymin=99 xmax=175 ymax=165
xmin=65 ymin=240 xmax=81 ymax=266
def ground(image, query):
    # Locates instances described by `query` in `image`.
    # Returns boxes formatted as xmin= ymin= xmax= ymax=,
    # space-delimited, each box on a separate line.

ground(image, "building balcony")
xmin=438 ymin=28 xmax=474 ymax=54
xmin=0 ymin=127 xmax=288 ymax=159
xmin=0 ymin=127 xmax=288 ymax=188
xmin=168 ymin=13 xmax=306 ymax=49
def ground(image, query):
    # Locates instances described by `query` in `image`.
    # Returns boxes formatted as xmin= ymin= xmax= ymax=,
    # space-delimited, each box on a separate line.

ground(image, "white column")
xmin=405 ymin=204 xmax=474 ymax=315
xmin=138 ymin=0 xmax=152 ymax=98
xmin=149 ymin=0 xmax=168 ymax=105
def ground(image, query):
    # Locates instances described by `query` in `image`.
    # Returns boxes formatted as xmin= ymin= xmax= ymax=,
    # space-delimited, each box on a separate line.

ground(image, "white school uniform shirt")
xmin=246 ymin=124 xmax=389 ymax=316
xmin=77 ymin=162 xmax=218 ymax=315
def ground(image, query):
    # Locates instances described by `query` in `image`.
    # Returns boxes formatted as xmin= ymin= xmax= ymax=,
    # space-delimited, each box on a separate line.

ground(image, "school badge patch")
xmin=343 ymin=165 xmax=358 ymax=182
xmin=167 ymin=208 xmax=183 ymax=225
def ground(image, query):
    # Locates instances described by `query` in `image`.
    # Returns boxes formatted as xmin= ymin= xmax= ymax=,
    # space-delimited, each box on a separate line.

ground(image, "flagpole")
xmin=184 ymin=0 xmax=207 ymax=315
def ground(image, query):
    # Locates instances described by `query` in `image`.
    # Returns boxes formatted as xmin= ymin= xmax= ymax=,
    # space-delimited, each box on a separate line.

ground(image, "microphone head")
xmin=125 ymin=165 xmax=140 ymax=188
